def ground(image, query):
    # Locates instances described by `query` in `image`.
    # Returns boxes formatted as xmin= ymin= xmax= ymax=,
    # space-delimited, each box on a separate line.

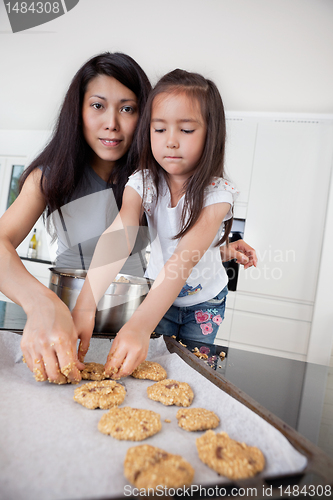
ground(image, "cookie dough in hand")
xmin=131 ymin=361 xmax=167 ymax=381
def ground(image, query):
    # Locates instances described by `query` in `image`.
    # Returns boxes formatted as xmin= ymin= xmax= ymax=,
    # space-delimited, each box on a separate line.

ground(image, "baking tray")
xmin=163 ymin=336 xmax=333 ymax=499
xmin=4 ymin=329 xmax=333 ymax=499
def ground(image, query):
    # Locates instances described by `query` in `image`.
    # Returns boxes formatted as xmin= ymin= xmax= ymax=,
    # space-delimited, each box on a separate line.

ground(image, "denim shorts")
xmin=154 ymin=286 xmax=228 ymax=344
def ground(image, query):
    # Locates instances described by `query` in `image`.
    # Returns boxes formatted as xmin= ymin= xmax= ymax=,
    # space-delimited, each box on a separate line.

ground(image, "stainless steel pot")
xmin=49 ymin=268 xmax=154 ymax=333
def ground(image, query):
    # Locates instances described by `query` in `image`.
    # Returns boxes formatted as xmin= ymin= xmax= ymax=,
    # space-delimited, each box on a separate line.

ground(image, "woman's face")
xmin=82 ymin=75 xmax=139 ymax=172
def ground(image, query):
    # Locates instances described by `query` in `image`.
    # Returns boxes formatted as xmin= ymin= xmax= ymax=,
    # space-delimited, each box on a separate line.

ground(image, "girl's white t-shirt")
xmin=126 ymin=170 xmax=239 ymax=307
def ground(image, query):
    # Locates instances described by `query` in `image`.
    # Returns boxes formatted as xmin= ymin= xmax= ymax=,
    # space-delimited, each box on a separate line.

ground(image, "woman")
xmin=0 ymin=52 xmax=256 ymax=384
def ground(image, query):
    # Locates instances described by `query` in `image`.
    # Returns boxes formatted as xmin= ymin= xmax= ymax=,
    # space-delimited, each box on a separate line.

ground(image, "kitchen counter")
xmin=1 ymin=298 xmax=332 ymax=465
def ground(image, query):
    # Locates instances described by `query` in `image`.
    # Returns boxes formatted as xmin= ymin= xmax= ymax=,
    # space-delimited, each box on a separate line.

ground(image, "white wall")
xmin=0 ymin=0 xmax=332 ymax=131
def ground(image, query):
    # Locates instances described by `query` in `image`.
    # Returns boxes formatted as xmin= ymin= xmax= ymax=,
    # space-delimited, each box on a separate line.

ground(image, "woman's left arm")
xmin=105 ymin=202 xmax=231 ymax=378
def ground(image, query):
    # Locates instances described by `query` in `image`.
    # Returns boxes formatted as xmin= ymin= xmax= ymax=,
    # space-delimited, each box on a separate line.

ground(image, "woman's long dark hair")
xmin=136 ymin=69 xmax=232 ymax=246
xmin=20 ymin=52 xmax=151 ymax=216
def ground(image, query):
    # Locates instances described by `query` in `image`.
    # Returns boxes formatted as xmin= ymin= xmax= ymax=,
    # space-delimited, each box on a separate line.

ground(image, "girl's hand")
xmin=71 ymin=306 xmax=96 ymax=363
xmin=221 ymin=239 xmax=257 ymax=269
xmin=20 ymin=293 xmax=84 ymax=384
xmin=104 ymin=326 xmax=151 ymax=379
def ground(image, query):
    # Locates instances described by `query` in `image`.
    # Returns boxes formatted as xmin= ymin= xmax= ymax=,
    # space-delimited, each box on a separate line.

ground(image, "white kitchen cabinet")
xmin=224 ymin=116 xmax=258 ymax=219
xmin=229 ymin=310 xmax=311 ymax=361
xmin=217 ymin=116 xmax=333 ymax=362
xmin=217 ymin=291 xmax=313 ymax=360
xmin=307 ymin=153 xmax=333 ymax=365
xmin=216 ymin=291 xmax=236 ymax=348
xmin=238 ymin=119 xmax=333 ymax=302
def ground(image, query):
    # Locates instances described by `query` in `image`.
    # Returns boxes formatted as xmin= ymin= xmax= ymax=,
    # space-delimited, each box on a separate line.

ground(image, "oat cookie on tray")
xmin=124 ymin=444 xmax=194 ymax=489
xmin=131 ymin=361 xmax=167 ymax=381
xmin=177 ymin=408 xmax=220 ymax=431
xmin=73 ymin=380 xmax=126 ymax=409
xmin=81 ymin=362 xmax=107 ymax=381
xmin=196 ymin=430 xmax=265 ymax=480
xmin=98 ymin=407 xmax=162 ymax=440
xmin=147 ymin=379 xmax=194 ymax=407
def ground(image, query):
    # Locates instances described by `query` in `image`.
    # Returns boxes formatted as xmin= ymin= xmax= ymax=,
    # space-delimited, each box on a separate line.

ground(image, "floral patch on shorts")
xmin=194 ymin=309 xmax=223 ymax=335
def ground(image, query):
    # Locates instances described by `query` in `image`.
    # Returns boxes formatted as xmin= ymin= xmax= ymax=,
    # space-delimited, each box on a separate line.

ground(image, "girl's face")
xmin=82 ymin=75 xmax=139 ymax=172
xmin=150 ymin=91 xmax=206 ymax=183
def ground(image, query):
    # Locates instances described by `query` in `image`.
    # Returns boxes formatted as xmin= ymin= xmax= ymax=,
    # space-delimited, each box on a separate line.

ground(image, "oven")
xmin=222 ymin=218 xmax=245 ymax=291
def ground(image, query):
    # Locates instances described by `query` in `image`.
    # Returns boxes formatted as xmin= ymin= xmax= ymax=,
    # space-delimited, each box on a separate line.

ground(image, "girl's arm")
xmin=104 ymin=201 xmax=231 ymax=378
xmin=71 ymin=186 xmax=143 ymax=356
xmin=0 ymin=169 xmax=82 ymax=383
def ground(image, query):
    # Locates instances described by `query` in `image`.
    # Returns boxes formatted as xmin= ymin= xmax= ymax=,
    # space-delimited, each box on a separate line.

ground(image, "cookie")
xmin=124 ymin=444 xmax=194 ymax=489
xmin=73 ymin=380 xmax=126 ymax=409
xmin=147 ymin=379 xmax=194 ymax=407
xmin=196 ymin=430 xmax=265 ymax=480
xmin=81 ymin=362 xmax=107 ymax=381
xmin=177 ymin=408 xmax=220 ymax=431
xmin=98 ymin=407 xmax=162 ymax=440
xmin=131 ymin=361 xmax=167 ymax=381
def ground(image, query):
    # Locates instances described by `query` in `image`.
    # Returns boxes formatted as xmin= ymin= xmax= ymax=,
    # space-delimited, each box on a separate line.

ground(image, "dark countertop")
xmin=20 ymin=256 xmax=53 ymax=265
xmin=1 ymin=299 xmax=332 ymax=466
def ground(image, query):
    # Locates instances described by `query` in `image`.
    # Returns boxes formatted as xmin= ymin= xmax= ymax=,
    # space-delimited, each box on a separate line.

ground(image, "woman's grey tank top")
xmin=51 ymin=166 xmax=148 ymax=276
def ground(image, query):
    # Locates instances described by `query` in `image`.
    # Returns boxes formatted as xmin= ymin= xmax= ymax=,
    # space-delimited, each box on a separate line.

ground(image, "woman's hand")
xmin=0 ymin=169 xmax=83 ymax=383
xmin=104 ymin=326 xmax=151 ymax=379
xmin=220 ymin=239 xmax=257 ymax=269
xmin=20 ymin=292 xmax=84 ymax=384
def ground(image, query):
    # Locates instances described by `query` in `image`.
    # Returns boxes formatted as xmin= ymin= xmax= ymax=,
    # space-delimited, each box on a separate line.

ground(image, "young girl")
xmin=73 ymin=69 xmax=239 ymax=379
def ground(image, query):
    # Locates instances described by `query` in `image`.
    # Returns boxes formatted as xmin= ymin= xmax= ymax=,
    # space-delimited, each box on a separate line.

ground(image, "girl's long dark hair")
xmin=20 ymin=52 xmax=151 ymax=216
xmin=136 ymin=69 xmax=232 ymax=246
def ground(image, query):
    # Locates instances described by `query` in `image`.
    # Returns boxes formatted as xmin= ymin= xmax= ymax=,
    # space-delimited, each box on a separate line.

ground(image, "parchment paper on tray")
xmin=0 ymin=331 xmax=307 ymax=500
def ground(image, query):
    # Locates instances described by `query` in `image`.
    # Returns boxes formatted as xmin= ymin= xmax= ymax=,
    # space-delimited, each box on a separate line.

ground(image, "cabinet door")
xmin=230 ymin=309 xmax=311 ymax=360
xmin=238 ymin=120 xmax=333 ymax=303
xmin=224 ymin=118 xmax=257 ymax=219
xmin=215 ymin=292 xmax=236 ymax=346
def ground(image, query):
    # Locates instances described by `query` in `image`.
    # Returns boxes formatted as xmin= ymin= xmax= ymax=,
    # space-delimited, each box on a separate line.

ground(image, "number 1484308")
xmin=277 ymin=485 xmax=331 ymax=497
xmin=5 ymin=2 xmax=61 ymax=14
